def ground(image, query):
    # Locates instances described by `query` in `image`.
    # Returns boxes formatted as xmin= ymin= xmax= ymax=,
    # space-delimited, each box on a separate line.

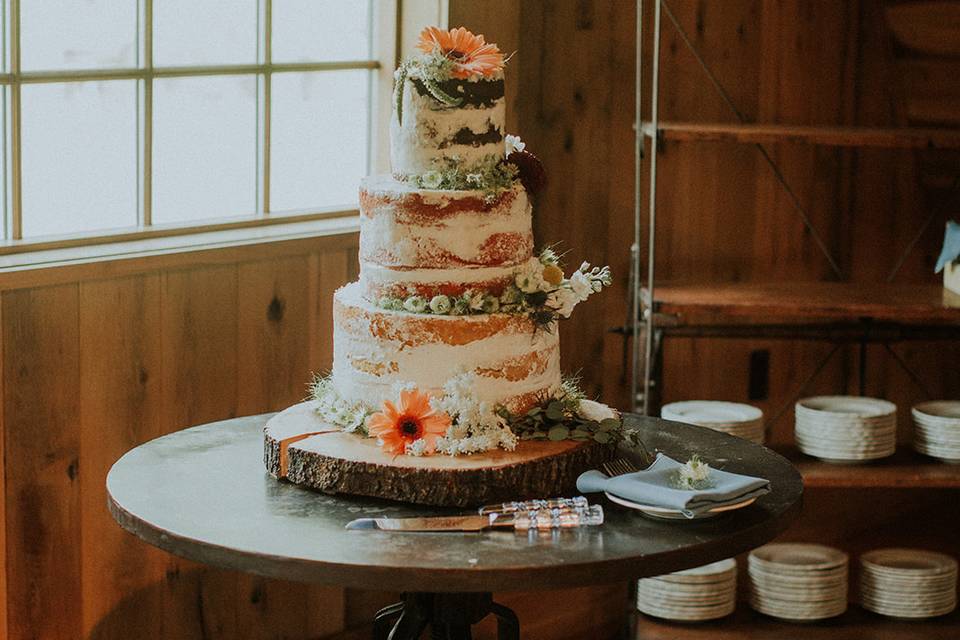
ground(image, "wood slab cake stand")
xmin=264 ymin=402 xmax=613 ymax=507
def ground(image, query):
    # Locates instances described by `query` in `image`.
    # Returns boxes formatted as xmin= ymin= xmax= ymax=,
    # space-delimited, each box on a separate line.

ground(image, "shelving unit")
xmin=640 ymin=121 xmax=960 ymax=149
xmin=779 ymin=447 xmax=960 ymax=489
xmin=631 ymin=0 xmax=960 ymax=414
xmin=634 ymin=606 xmax=960 ymax=640
xmin=629 ymin=1 xmax=960 ymax=635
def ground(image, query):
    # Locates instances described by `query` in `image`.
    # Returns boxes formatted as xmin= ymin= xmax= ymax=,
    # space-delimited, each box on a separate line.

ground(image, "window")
xmin=0 ymin=0 xmax=394 ymax=250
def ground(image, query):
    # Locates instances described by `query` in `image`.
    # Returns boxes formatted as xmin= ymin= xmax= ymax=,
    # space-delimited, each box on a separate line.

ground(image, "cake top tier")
xmin=391 ymin=27 xmax=517 ymax=191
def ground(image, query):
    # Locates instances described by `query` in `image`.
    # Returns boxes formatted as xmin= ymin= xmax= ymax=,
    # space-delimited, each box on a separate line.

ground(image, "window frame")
xmin=0 ymin=0 xmax=397 ymax=257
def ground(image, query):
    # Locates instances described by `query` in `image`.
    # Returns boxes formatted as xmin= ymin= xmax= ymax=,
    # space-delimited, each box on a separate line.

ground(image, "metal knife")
xmin=346 ymin=504 xmax=603 ymax=532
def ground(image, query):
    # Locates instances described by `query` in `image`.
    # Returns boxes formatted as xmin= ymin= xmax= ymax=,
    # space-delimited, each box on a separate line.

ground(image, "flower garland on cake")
xmin=375 ymin=247 xmax=612 ymax=331
xmin=309 ymin=373 xmax=640 ymax=457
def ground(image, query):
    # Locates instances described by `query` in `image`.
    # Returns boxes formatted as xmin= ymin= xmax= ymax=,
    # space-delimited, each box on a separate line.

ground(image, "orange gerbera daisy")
xmin=416 ymin=26 xmax=504 ymax=79
xmin=367 ymin=389 xmax=451 ymax=455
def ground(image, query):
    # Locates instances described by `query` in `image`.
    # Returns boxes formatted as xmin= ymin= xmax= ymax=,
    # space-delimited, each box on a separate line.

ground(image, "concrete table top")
xmin=107 ymin=413 xmax=802 ymax=593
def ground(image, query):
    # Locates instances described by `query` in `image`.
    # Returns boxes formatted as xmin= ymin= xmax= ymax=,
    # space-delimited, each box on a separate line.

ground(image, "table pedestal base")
xmin=373 ymin=592 xmax=519 ymax=640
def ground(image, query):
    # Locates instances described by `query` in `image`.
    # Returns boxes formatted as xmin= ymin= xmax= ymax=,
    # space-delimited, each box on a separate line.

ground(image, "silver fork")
xmin=603 ymin=457 xmax=641 ymax=477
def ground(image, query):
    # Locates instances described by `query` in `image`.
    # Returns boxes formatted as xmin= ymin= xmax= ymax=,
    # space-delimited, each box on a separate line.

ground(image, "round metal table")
xmin=107 ymin=413 xmax=802 ymax=639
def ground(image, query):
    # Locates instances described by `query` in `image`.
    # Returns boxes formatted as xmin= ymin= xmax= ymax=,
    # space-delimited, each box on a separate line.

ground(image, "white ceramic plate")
xmin=605 ymin=492 xmax=757 ymax=520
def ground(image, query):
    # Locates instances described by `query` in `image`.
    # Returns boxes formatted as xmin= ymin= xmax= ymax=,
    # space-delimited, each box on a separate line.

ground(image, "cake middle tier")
xmin=359 ymin=176 xmax=532 ymax=299
xmin=332 ymin=282 xmax=561 ymax=414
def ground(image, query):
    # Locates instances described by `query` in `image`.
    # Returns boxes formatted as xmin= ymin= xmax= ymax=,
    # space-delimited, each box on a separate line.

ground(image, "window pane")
xmin=153 ymin=76 xmax=257 ymax=224
xmin=21 ymin=1 xmax=137 ymax=71
xmin=270 ymin=71 xmax=369 ymax=212
xmin=272 ymin=0 xmax=372 ymax=62
xmin=21 ymin=81 xmax=137 ymax=238
xmin=154 ymin=0 xmax=257 ymax=66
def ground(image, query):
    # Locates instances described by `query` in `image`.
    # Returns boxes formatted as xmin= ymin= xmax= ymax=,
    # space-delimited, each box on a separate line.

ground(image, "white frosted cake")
xmin=264 ymin=27 xmax=630 ymax=505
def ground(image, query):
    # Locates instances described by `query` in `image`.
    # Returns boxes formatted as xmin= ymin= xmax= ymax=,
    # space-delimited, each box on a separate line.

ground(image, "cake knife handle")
xmin=478 ymin=496 xmax=589 ymax=516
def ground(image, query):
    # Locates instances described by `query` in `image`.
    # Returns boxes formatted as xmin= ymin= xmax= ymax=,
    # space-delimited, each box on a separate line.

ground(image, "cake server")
xmin=477 ymin=496 xmax=588 ymax=516
xmin=346 ymin=504 xmax=604 ymax=532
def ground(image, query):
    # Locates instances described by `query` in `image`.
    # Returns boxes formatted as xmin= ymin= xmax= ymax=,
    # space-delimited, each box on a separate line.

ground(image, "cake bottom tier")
xmin=264 ymin=402 xmax=613 ymax=506
xmin=332 ymin=282 xmax=561 ymax=413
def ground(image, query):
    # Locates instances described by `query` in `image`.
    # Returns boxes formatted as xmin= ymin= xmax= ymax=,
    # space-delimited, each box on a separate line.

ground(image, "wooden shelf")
xmin=775 ymin=446 xmax=960 ymax=489
xmin=640 ymin=121 xmax=960 ymax=149
xmin=635 ymin=605 xmax=960 ymax=640
xmin=649 ymin=282 xmax=960 ymax=324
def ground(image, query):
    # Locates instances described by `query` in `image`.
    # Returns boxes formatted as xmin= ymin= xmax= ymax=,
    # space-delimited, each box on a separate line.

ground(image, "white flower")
xmin=515 ymin=258 xmax=547 ymax=293
xmin=429 ymin=294 xmax=452 ymax=314
xmin=403 ymin=296 xmax=427 ymax=313
xmin=466 ymin=290 xmax=486 ymax=311
xmin=569 ymin=271 xmax=593 ymax=302
xmin=577 ymin=399 xmax=619 ymax=423
xmin=549 ymin=288 xmax=579 ymax=318
xmin=466 ymin=172 xmax=484 ymax=186
xmin=675 ymin=456 xmax=713 ymax=490
xmin=406 ymin=439 xmax=429 ymax=456
xmin=420 ymin=170 xmax=443 ymax=189
xmin=505 ymin=134 xmax=526 ymax=156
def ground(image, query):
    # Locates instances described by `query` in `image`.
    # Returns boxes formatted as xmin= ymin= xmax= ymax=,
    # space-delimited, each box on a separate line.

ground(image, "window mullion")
xmin=262 ymin=0 xmax=272 ymax=216
xmin=143 ymin=0 xmax=153 ymax=227
xmin=10 ymin=0 xmax=21 ymax=240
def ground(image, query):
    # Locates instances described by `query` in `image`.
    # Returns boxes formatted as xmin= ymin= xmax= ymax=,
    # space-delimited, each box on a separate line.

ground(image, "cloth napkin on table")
xmin=576 ymin=453 xmax=770 ymax=518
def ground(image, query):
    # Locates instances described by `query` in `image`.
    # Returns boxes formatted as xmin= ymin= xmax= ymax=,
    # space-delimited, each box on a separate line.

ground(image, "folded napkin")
xmin=577 ymin=454 xmax=770 ymax=518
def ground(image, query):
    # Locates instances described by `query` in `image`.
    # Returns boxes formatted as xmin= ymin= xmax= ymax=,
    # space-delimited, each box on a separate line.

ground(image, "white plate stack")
xmin=636 ymin=558 xmax=737 ymax=622
xmin=912 ymin=401 xmax=960 ymax=464
xmin=795 ymin=396 xmax=897 ymax=463
xmin=860 ymin=549 xmax=958 ymax=619
xmin=662 ymin=401 xmax=765 ymax=444
xmin=748 ymin=543 xmax=848 ymax=621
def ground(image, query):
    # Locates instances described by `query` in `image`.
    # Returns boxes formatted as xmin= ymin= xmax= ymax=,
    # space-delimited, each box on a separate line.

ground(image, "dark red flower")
xmin=507 ymin=150 xmax=548 ymax=195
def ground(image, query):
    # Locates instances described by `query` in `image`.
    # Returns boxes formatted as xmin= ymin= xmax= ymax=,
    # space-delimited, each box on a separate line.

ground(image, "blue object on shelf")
xmin=935 ymin=220 xmax=960 ymax=273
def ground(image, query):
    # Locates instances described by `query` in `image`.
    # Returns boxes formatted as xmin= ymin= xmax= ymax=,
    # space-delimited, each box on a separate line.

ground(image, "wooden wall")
xmin=0 ymin=236 xmax=360 ymax=640
xmin=483 ymin=0 xmax=960 ymax=439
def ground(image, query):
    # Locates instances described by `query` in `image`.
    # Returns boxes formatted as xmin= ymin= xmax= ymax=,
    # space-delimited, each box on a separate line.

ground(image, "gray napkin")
xmin=577 ymin=453 xmax=770 ymax=518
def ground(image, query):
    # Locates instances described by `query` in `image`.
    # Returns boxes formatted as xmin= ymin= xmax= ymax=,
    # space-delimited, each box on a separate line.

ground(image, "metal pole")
xmin=630 ymin=0 xmax=644 ymax=413
xmin=641 ymin=0 xmax=662 ymax=416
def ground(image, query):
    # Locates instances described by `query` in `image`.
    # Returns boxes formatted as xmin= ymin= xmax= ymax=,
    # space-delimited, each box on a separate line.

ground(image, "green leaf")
xmin=545 ymin=401 xmax=565 ymax=421
xmin=394 ymin=63 xmax=409 ymax=125
xmin=548 ymin=425 xmax=570 ymax=441
xmin=593 ymin=431 xmax=612 ymax=444
xmin=423 ymin=77 xmax=464 ymax=107
xmin=571 ymin=429 xmax=591 ymax=439
xmin=599 ymin=418 xmax=621 ymax=432
xmin=526 ymin=407 xmax=541 ymax=417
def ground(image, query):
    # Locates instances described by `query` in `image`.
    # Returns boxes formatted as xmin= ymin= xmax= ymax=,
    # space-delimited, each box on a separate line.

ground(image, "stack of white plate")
xmin=662 ymin=401 xmax=765 ymax=444
xmin=861 ymin=549 xmax=958 ymax=619
xmin=795 ymin=396 xmax=897 ymax=463
xmin=636 ymin=558 xmax=737 ymax=622
xmin=748 ymin=543 xmax=848 ymax=621
xmin=912 ymin=401 xmax=960 ymax=464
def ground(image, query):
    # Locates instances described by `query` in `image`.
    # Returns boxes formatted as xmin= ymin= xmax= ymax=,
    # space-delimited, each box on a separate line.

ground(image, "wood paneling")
xmin=79 ymin=275 xmax=164 ymax=640
xmin=3 ymin=285 xmax=82 ymax=640
xmin=0 ymin=238 xmax=359 ymax=639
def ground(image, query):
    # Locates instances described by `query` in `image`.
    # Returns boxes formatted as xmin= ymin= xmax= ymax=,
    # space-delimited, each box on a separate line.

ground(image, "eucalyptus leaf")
xmin=599 ymin=418 xmax=621 ymax=432
xmin=548 ymin=425 xmax=570 ymax=441
xmin=545 ymin=401 xmax=565 ymax=421
xmin=526 ymin=407 xmax=541 ymax=417
xmin=593 ymin=431 xmax=612 ymax=444
xmin=571 ymin=429 xmax=591 ymax=439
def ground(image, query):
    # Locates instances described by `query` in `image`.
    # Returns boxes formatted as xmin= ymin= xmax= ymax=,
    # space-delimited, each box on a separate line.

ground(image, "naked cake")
xmin=264 ymin=27 xmax=634 ymax=506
